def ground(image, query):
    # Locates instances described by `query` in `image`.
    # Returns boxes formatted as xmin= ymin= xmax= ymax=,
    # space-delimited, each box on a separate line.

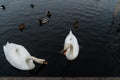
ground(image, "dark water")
xmin=0 ymin=0 xmax=118 ymax=76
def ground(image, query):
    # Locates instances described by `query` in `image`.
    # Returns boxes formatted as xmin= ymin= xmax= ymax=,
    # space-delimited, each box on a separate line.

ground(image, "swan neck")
xmin=26 ymin=56 xmax=45 ymax=64
xmin=65 ymin=43 xmax=73 ymax=56
xmin=69 ymin=44 xmax=73 ymax=56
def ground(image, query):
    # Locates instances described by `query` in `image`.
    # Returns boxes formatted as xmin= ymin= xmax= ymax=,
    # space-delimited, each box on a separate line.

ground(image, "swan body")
xmin=3 ymin=42 xmax=47 ymax=70
xmin=63 ymin=31 xmax=79 ymax=60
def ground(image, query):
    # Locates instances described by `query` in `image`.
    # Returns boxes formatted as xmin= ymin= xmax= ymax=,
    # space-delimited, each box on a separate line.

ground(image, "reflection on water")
xmin=0 ymin=0 xmax=119 ymax=76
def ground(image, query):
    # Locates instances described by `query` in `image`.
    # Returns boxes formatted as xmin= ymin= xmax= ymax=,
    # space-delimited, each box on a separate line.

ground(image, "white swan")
xmin=3 ymin=42 xmax=47 ymax=70
xmin=63 ymin=30 xmax=79 ymax=60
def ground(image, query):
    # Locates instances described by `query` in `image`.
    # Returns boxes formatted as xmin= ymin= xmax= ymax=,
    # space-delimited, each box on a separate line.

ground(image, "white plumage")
xmin=3 ymin=42 xmax=47 ymax=70
xmin=64 ymin=30 xmax=79 ymax=60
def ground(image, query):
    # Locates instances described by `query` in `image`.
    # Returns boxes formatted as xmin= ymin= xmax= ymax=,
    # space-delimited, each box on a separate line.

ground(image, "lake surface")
xmin=0 ymin=0 xmax=119 ymax=76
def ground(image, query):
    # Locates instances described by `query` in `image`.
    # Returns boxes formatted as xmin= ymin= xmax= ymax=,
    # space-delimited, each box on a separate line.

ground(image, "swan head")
xmin=63 ymin=43 xmax=73 ymax=56
xmin=36 ymin=58 xmax=48 ymax=64
xmin=27 ymin=56 xmax=48 ymax=64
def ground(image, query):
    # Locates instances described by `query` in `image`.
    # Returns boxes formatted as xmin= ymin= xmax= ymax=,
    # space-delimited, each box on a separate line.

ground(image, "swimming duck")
xmin=19 ymin=23 xmax=25 ymax=32
xmin=62 ymin=30 xmax=79 ymax=60
xmin=73 ymin=21 xmax=80 ymax=29
xmin=38 ymin=18 xmax=49 ymax=25
xmin=0 ymin=5 xmax=5 ymax=10
xmin=47 ymin=11 xmax=51 ymax=18
xmin=3 ymin=42 xmax=48 ymax=70
xmin=30 ymin=4 xmax=34 ymax=8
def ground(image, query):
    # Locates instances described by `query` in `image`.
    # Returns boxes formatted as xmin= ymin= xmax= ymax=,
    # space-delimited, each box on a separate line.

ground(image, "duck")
xmin=0 ymin=5 xmax=5 ymax=10
xmin=73 ymin=21 xmax=80 ymax=29
xmin=3 ymin=42 xmax=48 ymax=70
xmin=47 ymin=11 xmax=51 ymax=18
xmin=38 ymin=18 xmax=49 ymax=25
xmin=19 ymin=23 xmax=25 ymax=32
xmin=62 ymin=30 xmax=79 ymax=60
xmin=30 ymin=4 xmax=34 ymax=8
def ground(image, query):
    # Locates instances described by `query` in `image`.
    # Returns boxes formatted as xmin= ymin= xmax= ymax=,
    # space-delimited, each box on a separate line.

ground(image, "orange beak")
xmin=63 ymin=50 xmax=67 ymax=55
xmin=43 ymin=61 xmax=48 ymax=64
